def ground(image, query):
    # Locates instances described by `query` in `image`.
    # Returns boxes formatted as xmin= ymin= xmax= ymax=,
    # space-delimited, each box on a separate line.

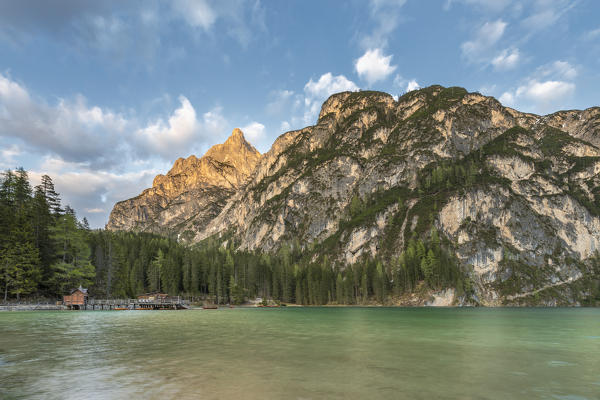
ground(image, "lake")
xmin=1 ymin=307 xmax=599 ymax=399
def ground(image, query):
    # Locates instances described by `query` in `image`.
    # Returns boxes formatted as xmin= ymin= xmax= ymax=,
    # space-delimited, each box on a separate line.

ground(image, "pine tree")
xmin=334 ymin=272 xmax=342 ymax=304
xmin=148 ymin=249 xmax=164 ymax=293
xmin=32 ymin=186 xmax=54 ymax=293
xmin=49 ymin=211 xmax=94 ymax=296
xmin=40 ymin=175 xmax=62 ymax=215
xmin=361 ymin=267 xmax=368 ymax=303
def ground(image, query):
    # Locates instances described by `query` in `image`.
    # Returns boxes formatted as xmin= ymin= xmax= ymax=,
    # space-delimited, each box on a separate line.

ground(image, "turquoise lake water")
xmin=0 ymin=307 xmax=599 ymax=399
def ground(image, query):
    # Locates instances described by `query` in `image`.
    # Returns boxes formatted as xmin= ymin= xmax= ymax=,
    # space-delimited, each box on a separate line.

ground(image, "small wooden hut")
xmin=63 ymin=286 xmax=88 ymax=310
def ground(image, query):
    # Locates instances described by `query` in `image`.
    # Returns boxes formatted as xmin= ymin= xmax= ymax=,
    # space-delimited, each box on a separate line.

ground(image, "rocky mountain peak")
xmin=318 ymin=90 xmax=395 ymax=122
xmin=109 ymin=85 xmax=600 ymax=306
xmin=227 ymin=127 xmax=246 ymax=143
xmin=204 ymin=128 xmax=261 ymax=177
xmin=106 ymin=128 xmax=261 ymax=234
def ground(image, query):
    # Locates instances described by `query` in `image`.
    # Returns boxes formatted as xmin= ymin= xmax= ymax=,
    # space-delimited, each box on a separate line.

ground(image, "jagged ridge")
xmin=193 ymin=85 xmax=600 ymax=305
xmin=109 ymin=85 xmax=600 ymax=305
xmin=106 ymin=128 xmax=261 ymax=238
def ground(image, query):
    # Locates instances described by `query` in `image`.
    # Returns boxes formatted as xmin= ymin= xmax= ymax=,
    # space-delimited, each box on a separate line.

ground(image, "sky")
xmin=1 ymin=0 xmax=599 ymax=228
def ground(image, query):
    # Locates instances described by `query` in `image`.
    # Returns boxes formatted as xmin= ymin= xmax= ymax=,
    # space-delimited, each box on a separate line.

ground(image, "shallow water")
xmin=0 ymin=307 xmax=599 ymax=399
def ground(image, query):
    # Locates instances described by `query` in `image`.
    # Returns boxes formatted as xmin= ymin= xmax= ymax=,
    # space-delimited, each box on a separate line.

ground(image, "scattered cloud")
xmin=461 ymin=20 xmax=507 ymax=63
xmin=280 ymin=121 xmax=291 ymax=132
xmin=406 ymin=79 xmax=420 ymax=92
xmin=360 ymin=0 xmax=407 ymax=49
xmin=0 ymin=71 xmax=230 ymax=169
xmin=0 ymin=72 xmax=129 ymax=168
xmin=498 ymin=59 xmax=577 ymax=113
xmin=499 ymin=80 xmax=576 ymax=113
xmin=172 ymin=0 xmax=217 ymax=31
xmin=304 ymin=73 xmax=359 ymax=124
xmin=304 ymin=73 xmax=359 ymax=100
xmin=393 ymin=75 xmax=420 ymax=93
xmin=240 ymin=121 xmax=266 ymax=142
xmin=266 ymin=89 xmax=295 ymax=115
xmin=355 ymin=48 xmax=397 ymax=85
xmin=0 ymin=143 xmax=21 ymax=169
xmin=171 ymin=0 xmax=267 ymax=48
xmin=521 ymin=0 xmax=575 ymax=32
xmin=444 ymin=0 xmax=514 ymax=13
xmin=134 ymin=96 xmax=228 ymax=160
xmin=270 ymin=73 xmax=360 ymax=134
xmin=0 ymin=0 xmax=266 ymax=61
xmin=517 ymin=80 xmax=575 ymax=103
xmin=583 ymin=27 xmax=600 ymax=41
xmin=30 ymin=164 xmax=163 ymax=228
xmin=498 ymin=91 xmax=515 ymax=106
xmin=491 ymin=48 xmax=520 ymax=70
xmin=538 ymin=60 xmax=577 ymax=80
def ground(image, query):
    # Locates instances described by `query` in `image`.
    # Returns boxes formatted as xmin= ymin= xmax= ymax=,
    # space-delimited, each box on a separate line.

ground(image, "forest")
xmin=0 ymin=168 xmax=469 ymax=304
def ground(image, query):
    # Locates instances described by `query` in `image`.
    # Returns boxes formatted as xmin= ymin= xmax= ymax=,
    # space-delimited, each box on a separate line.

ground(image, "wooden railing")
xmin=87 ymin=297 xmax=189 ymax=305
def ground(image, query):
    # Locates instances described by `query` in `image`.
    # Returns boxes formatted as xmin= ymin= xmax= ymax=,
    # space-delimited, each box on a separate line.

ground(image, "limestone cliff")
xmin=106 ymin=129 xmax=261 ymax=237
xmin=193 ymin=87 xmax=600 ymax=305
xmin=109 ymin=86 xmax=600 ymax=305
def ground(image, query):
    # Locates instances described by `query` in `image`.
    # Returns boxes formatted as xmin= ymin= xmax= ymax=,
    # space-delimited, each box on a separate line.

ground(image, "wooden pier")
xmin=71 ymin=297 xmax=189 ymax=310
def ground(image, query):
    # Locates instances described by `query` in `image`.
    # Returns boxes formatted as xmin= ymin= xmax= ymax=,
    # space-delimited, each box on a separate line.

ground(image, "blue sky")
xmin=0 ymin=0 xmax=599 ymax=227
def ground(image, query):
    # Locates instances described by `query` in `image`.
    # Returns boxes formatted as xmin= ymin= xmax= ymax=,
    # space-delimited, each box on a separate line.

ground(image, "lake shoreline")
xmin=1 ymin=303 xmax=590 ymax=311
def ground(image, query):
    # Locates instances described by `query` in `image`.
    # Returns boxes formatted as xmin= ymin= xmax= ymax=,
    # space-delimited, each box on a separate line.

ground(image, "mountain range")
xmin=107 ymin=85 xmax=600 ymax=305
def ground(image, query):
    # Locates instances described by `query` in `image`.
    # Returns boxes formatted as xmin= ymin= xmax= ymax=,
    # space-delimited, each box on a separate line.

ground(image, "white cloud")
xmin=280 ymin=121 xmax=291 ymax=132
xmin=491 ymin=48 xmax=520 ymax=70
xmin=30 ymin=164 xmax=163 ymax=228
xmin=406 ymin=80 xmax=420 ymax=92
xmin=521 ymin=0 xmax=575 ymax=32
xmin=500 ymin=80 xmax=575 ymax=113
xmin=355 ymin=48 xmax=397 ymax=85
xmin=516 ymin=80 xmax=575 ymax=102
xmin=135 ymin=96 xmax=199 ymax=158
xmin=172 ymin=0 xmax=217 ymax=31
xmin=303 ymin=73 xmax=359 ymax=124
xmin=0 ymin=72 xmax=233 ymax=169
xmin=361 ymin=0 xmax=407 ymax=49
xmin=304 ymin=73 xmax=359 ymax=100
xmin=584 ymin=27 xmax=600 ymax=41
xmin=240 ymin=121 xmax=266 ymax=142
xmin=170 ymin=0 xmax=266 ymax=47
xmin=498 ymin=91 xmax=515 ymax=106
xmin=497 ymin=56 xmax=578 ymax=114
xmin=0 ymin=0 xmax=265 ymax=60
xmin=538 ymin=60 xmax=577 ymax=80
xmin=266 ymin=90 xmax=295 ymax=115
xmin=393 ymin=74 xmax=405 ymax=88
xmin=0 ymin=73 xmax=129 ymax=168
xmin=271 ymin=72 xmax=360 ymax=132
xmin=461 ymin=20 xmax=507 ymax=62
xmin=444 ymin=0 xmax=514 ymax=13
xmin=135 ymin=97 xmax=228 ymax=160
xmin=0 ymin=143 xmax=21 ymax=168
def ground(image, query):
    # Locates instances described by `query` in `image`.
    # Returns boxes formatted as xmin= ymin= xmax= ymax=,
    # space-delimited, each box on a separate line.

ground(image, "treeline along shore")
xmin=2 ymin=168 xmax=486 ymax=306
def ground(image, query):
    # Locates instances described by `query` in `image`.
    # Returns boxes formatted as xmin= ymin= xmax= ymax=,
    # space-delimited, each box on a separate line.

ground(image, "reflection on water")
xmin=1 ymin=308 xmax=599 ymax=399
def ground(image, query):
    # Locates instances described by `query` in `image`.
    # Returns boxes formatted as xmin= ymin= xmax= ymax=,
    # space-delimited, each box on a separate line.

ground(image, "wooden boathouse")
xmin=63 ymin=289 xmax=188 ymax=310
xmin=63 ymin=286 xmax=88 ymax=310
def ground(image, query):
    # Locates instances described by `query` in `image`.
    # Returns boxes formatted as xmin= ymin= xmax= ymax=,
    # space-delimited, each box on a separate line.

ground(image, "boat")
xmin=114 ymin=307 xmax=128 ymax=311
xmin=203 ymin=305 xmax=218 ymax=309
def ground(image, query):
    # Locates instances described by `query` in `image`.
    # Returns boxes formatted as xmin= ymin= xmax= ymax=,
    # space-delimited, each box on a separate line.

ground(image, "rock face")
xmin=109 ymin=86 xmax=600 ymax=305
xmin=106 ymin=129 xmax=261 ymax=238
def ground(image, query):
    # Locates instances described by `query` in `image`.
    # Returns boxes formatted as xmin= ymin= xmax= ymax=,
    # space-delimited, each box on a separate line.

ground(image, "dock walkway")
xmin=73 ymin=297 xmax=189 ymax=310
